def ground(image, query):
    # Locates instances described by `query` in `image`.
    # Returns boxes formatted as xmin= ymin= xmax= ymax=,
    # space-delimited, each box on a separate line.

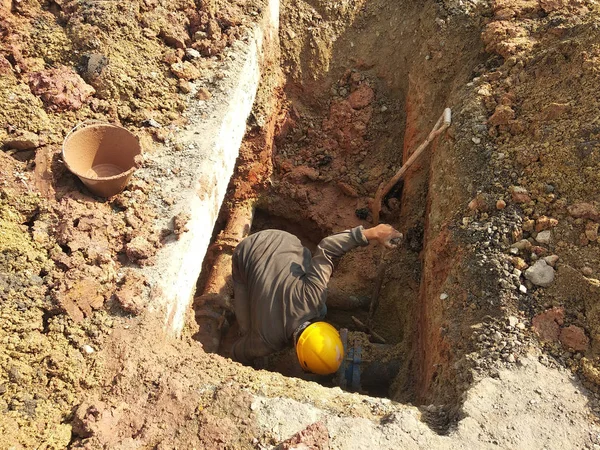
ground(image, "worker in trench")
xmin=230 ymin=223 xmax=402 ymax=375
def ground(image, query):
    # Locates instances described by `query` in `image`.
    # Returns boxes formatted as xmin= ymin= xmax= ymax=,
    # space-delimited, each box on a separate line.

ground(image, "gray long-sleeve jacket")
xmin=231 ymin=226 xmax=369 ymax=364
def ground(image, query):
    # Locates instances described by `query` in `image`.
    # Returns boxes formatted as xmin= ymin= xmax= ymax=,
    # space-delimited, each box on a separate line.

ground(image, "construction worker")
xmin=231 ymin=223 xmax=402 ymax=375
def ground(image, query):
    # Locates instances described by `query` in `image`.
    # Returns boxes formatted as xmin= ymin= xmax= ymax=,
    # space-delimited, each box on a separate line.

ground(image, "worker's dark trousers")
xmin=231 ymin=247 xmax=251 ymax=335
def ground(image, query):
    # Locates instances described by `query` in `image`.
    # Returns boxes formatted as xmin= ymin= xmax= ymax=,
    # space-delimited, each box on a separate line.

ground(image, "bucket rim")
xmin=62 ymin=121 xmax=142 ymax=182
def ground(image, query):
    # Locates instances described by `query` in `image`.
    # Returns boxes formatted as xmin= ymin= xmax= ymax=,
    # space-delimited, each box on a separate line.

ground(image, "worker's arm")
xmin=302 ymin=224 xmax=402 ymax=300
xmin=231 ymin=332 xmax=275 ymax=365
xmin=362 ymin=224 xmax=403 ymax=247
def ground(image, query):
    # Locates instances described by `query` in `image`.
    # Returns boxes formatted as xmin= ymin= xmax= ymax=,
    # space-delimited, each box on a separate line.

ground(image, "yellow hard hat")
xmin=295 ymin=322 xmax=344 ymax=375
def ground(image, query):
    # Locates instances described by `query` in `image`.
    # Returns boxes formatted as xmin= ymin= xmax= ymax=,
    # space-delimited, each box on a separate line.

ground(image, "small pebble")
xmin=496 ymin=199 xmax=506 ymax=210
xmin=582 ymin=266 xmax=594 ymax=277
xmin=472 ymin=137 xmax=481 ymax=144
xmin=519 ymin=284 xmax=527 ymax=294
xmin=185 ymin=48 xmax=201 ymax=59
xmin=536 ymin=230 xmax=552 ymax=245
xmin=82 ymin=345 xmax=95 ymax=354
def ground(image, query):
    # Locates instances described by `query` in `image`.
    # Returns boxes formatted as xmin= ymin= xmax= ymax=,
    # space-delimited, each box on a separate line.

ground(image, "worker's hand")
xmin=363 ymin=224 xmax=403 ymax=249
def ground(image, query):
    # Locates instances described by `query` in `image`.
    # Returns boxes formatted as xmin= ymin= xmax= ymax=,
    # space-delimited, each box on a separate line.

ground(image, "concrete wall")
xmin=143 ymin=0 xmax=280 ymax=336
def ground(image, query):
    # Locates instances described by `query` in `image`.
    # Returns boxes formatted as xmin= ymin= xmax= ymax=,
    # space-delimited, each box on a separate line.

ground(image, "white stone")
xmin=519 ymin=284 xmax=528 ymax=294
xmin=536 ymin=230 xmax=552 ymax=245
xmin=440 ymin=293 xmax=449 ymax=300
xmin=472 ymin=137 xmax=481 ymax=144
xmin=508 ymin=316 xmax=519 ymax=327
xmin=82 ymin=345 xmax=95 ymax=354
xmin=524 ymin=260 xmax=555 ymax=287
xmin=185 ymin=48 xmax=201 ymax=59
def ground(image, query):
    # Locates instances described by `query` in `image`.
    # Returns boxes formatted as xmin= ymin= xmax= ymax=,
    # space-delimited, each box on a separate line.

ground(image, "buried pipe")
xmin=194 ymin=201 xmax=255 ymax=353
xmin=337 ymin=328 xmax=401 ymax=395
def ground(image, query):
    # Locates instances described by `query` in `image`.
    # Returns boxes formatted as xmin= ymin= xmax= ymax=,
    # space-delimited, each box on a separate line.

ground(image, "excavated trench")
xmin=194 ymin=0 xmax=484 ymax=428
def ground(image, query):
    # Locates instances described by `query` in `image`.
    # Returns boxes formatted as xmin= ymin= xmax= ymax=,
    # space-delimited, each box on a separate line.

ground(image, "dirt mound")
xmin=0 ymin=0 xmax=256 ymax=446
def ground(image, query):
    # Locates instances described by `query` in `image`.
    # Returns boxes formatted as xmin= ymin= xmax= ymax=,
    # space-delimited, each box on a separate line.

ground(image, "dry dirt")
xmin=4 ymin=0 xmax=600 ymax=448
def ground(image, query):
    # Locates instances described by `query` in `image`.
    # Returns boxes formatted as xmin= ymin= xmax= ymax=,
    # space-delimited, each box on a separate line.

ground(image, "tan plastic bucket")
xmin=62 ymin=122 xmax=142 ymax=197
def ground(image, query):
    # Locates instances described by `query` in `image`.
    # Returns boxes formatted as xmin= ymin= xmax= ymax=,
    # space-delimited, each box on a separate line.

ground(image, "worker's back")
xmin=231 ymin=227 xmax=369 ymax=363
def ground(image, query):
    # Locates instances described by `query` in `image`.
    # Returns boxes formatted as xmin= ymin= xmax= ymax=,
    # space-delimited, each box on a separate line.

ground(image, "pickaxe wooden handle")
xmin=371 ymin=108 xmax=452 ymax=225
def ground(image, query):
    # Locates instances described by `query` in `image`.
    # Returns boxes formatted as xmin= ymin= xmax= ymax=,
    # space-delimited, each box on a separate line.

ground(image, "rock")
xmin=559 ymin=326 xmax=589 ymax=352
xmin=172 ymin=212 xmax=190 ymax=237
xmin=539 ymin=0 xmax=569 ymax=13
xmin=195 ymin=87 xmax=212 ymax=100
xmin=159 ymin=25 xmax=189 ymax=49
xmin=56 ymin=278 xmax=104 ymax=322
xmin=512 ymin=239 xmax=532 ymax=251
xmin=193 ymin=31 xmax=208 ymax=41
xmin=535 ymin=216 xmax=558 ymax=231
xmin=532 ymin=307 xmax=565 ymax=342
xmin=567 ymin=202 xmax=600 ymax=221
xmin=524 ymin=259 xmax=555 ymax=287
xmin=469 ymin=193 xmax=490 ymax=211
xmin=337 ymin=181 xmax=358 ymax=198
xmin=516 ymin=146 xmax=540 ymax=166
xmin=510 ymin=186 xmax=531 ymax=203
xmin=279 ymin=422 xmax=330 ymax=450
xmin=178 ymin=79 xmax=192 ymax=93
xmin=472 ymin=137 xmax=481 ymax=144
xmin=511 ymin=257 xmax=528 ymax=271
xmin=162 ymin=49 xmax=182 ymax=65
xmin=544 ymin=255 xmax=559 ymax=267
xmin=496 ymin=199 xmax=507 ymax=210
xmin=82 ymin=345 xmax=95 ymax=354
xmin=142 ymin=118 xmax=162 ymax=128
xmin=585 ymin=221 xmax=599 ymax=241
xmin=28 ymin=66 xmax=95 ymax=111
xmin=536 ymin=230 xmax=552 ymax=245
xmin=170 ymin=61 xmax=201 ymax=80
xmin=542 ymin=102 xmax=571 ymax=120
xmin=508 ymin=316 xmax=519 ymax=327
xmin=489 ymin=105 xmax=516 ymax=126
xmin=285 ymin=165 xmax=319 ymax=183
xmin=80 ymin=52 xmax=109 ymax=81
xmin=582 ymin=266 xmax=593 ymax=277
xmin=4 ymin=131 xmax=41 ymax=150
xmin=522 ymin=219 xmax=535 ymax=231
xmin=125 ymin=236 xmax=155 ymax=262
xmin=519 ymin=284 xmax=528 ymax=294
xmin=114 ymin=271 xmax=146 ymax=315
xmin=185 ymin=48 xmax=201 ymax=59
xmin=347 ymin=84 xmax=374 ymax=110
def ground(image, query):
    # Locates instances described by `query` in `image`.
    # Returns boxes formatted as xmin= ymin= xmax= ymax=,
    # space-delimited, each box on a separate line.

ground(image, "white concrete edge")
xmin=145 ymin=0 xmax=279 ymax=337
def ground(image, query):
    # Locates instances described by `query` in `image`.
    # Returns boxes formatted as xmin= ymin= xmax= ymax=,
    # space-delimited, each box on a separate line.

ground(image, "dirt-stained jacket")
xmin=231 ymin=226 xmax=369 ymax=364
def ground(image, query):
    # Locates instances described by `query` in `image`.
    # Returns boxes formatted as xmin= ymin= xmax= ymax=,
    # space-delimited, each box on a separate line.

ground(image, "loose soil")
xmin=3 ymin=0 xmax=600 ymax=448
